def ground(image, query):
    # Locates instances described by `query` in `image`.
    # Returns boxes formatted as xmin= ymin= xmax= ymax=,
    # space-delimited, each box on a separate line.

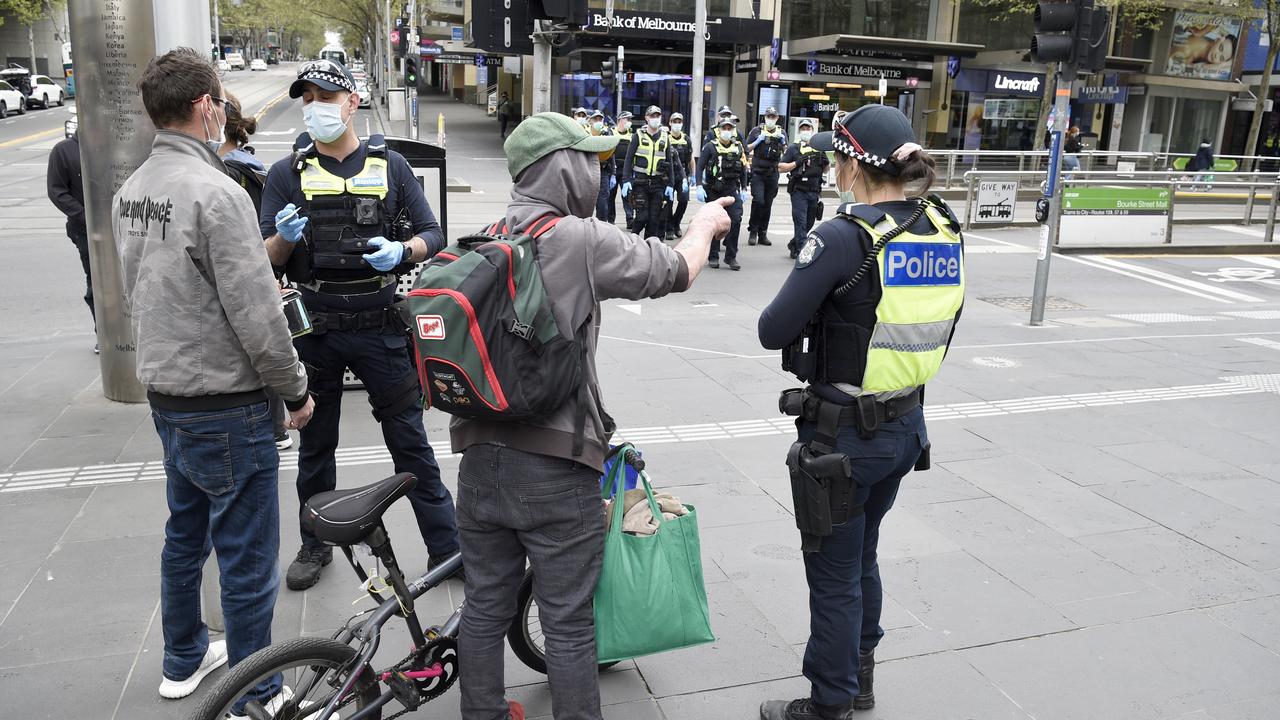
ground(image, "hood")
xmin=507 ymin=148 xmax=600 ymax=231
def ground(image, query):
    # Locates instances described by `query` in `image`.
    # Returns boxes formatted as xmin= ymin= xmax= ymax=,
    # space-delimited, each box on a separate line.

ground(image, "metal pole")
xmin=616 ymin=45 xmax=624 ymax=119
xmin=1267 ymin=178 xmax=1279 ymax=242
xmin=531 ymin=20 xmax=552 ymax=115
xmin=406 ymin=0 xmax=417 ymax=138
xmin=690 ymin=0 xmax=706 ymax=166
xmin=1029 ymin=64 xmax=1074 ymax=327
xmin=962 ymin=172 xmax=975 ymax=230
xmin=1242 ymin=175 xmax=1256 ymax=225
xmin=1165 ymin=181 xmax=1176 ymax=244
xmin=947 ymin=153 xmax=956 ymax=189
xmin=212 ymin=0 xmax=221 ymax=58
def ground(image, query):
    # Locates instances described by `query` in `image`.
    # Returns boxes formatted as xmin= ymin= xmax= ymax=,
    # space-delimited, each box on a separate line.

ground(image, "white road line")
xmin=1240 ymin=337 xmax=1280 ymax=352
xmin=953 ymin=329 xmax=1280 ymax=350
xmin=1211 ymin=224 xmax=1266 ymax=238
xmin=1086 ymin=256 xmax=1265 ymax=303
xmin=4 ymin=375 xmax=1276 ymax=495
xmin=1063 ymin=255 xmax=1234 ymax=304
xmin=1232 ymin=255 xmax=1280 ymax=269
xmin=962 ymin=232 xmax=1030 ymax=249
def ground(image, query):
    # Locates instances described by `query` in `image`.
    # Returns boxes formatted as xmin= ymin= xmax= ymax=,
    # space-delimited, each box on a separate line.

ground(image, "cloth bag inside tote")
xmin=593 ymin=444 xmax=715 ymax=663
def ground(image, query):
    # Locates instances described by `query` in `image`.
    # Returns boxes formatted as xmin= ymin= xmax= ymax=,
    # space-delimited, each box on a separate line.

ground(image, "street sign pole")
xmin=690 ymin=0 xmax=706 ymax=165
xmin=406 ymin=0 xmax=418 ymax=138
xmin=532 ymin=20 xmax=552 ymax=115
xmin=616 ymin=45 xmax=624 ymax=118
xmin=1030 ymin=64 xmax=1074 ymax=326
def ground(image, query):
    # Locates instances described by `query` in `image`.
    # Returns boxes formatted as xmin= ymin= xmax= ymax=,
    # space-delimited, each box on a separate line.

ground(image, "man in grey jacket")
xmin=113 ymin=48 xmax=314 ymax=714
xmin=452 ymin=112 xmax=731 ymax=720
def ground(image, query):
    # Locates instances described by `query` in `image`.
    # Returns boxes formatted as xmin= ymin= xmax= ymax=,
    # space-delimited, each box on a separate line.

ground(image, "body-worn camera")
xmin=354 ymin=197 xmax=381 ymax=226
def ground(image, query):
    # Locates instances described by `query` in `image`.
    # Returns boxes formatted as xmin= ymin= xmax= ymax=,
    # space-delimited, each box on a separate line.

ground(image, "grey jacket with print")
xmin=114 ymin=130 xmax=307 ymax=404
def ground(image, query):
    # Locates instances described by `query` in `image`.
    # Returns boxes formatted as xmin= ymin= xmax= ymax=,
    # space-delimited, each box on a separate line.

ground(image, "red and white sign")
xmin=417 ymin=315 xmax=446 ymax=340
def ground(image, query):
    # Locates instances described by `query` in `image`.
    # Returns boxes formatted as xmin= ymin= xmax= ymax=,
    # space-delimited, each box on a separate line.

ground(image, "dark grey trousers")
xmin=457 ymin=444 xmax=606 ymax=720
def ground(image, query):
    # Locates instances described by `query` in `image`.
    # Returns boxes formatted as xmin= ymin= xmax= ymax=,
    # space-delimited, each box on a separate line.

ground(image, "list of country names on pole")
xmin=98 ymin=0 xmax=145 ymax=192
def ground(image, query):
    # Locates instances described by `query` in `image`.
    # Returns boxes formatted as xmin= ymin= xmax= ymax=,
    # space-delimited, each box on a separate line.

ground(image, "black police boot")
xmin=759 ymin=698 xmax=849 ymax=720
xmin=747 ymin=229 xmax=758 ymax=246
xmin=853 ymin=650 xmax=875 ymax=710
xmin=709 ymin=259 xmax=720 ymax=269
xmin=727 ymin=258 xmax=741 ymax=271
xmin=286 ymin=546 xmax=332 ymax=591
xmin=758 ymin=232 xmax=773 ymax=246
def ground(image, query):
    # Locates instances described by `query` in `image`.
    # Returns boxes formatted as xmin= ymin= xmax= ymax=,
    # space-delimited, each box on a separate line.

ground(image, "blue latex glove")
xmin=609 ymin=175 xmax=617 ymax=190
xmin=363 ymin=237 xmax=405 ymax=272
xmin=681 ymin=178 xmax=689 ymax=193
xmin=621 ymin=181 xmax=632 ymax=198
xmin=274 ymin=203 xmax=308 ymax=243
xmin=665 ymin=186 xmax=676 ymax=202
xmin=694 ymin=186 xmax=707 ymax=203
xmin=749 ymin=136 xmax=763 ymax=148
xmin=738 ymin=189 xmax=749 ymax=203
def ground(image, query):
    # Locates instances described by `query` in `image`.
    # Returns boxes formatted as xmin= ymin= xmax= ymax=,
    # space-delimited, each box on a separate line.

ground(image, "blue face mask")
xmin=303 ymin=100 xmax=348 ymax=143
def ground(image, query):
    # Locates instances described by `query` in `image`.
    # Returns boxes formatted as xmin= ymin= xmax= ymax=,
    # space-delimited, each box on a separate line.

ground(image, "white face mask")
xmin=837 ymin=162 xmax=859 ymax=204
xmin=671 ymin=123 xmax=683 ymax=133
xmin=303 ymin=99 xmax=349 ymax=143
xmin=799 ymin=130 xmax=813 ymax=143
xmin=575 ymin=115 xmax=587 ymax=125
xmin=647 ymin=117 xmax=661 ymax=130
xmin=202 ymin=98 xmax=226 ymax=153
xmin=592 ymin=120 xmax=604 ymax=132
xmin=719 ymin=130 xmax=734 ymax=142
xmin=765 ymin=118 xmax=777 ymax=129
xmin=618 ymin=121 xmax=631 ymax=132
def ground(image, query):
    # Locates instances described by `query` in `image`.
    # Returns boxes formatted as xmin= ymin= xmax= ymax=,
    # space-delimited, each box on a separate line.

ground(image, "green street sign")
xmin=1061 ymin=186 xmax=1169 ymax=215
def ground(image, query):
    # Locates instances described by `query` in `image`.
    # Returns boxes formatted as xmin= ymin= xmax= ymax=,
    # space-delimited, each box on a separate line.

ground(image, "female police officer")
xmin=757 ymin=105 xmax=964 ymax=720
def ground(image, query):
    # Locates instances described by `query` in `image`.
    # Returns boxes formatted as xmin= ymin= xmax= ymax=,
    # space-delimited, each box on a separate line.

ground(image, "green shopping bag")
xmin=593 ymin=445 xmax=715 ymax=663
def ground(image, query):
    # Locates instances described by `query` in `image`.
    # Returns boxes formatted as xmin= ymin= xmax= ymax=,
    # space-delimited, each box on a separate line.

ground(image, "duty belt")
xmin=779 ymin=387 xmax=921 ymax=444
xmin=300 ymin=274 xmax=396 ymax=297
xmin=310 ymin=306 xmax=402 ymax=334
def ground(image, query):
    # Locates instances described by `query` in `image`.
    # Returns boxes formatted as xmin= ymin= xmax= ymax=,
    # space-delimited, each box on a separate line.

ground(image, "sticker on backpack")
xmin=417 ymin=315 xmax=446 ymax=340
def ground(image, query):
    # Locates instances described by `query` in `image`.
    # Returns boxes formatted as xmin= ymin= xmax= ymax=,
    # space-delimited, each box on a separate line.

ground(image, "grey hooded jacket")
xmin=449 ymin=149 xmax=690 ymax=472
xmin=114 ymin=131 xmax=307 ymax=407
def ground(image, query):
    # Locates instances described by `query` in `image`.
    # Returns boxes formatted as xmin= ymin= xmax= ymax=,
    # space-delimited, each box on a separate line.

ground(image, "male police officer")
xmin=589 ymin=108 xmax=618 ymax=221
xmin=778 ymin=118 xmax=829 ymax=259
xmin=571 ymin=106 xmax=589 ymax=126
xmin=695 ymin=116 xmax=749 ymax=270
xmin=622 ymin=105 xmax=678 ymax=239
xmin=705 ymin=105 xmax=746 ymax=146
xmin=610 ymin=111 xmax=635 ymax=225
xmin=757 ymin=105 xmax=964 ymax=720
xmin=746 ymin=107 xmax=787 ymax=247
xmin=665 ymin=111 xmax=694 ymax=240
xmin=260 ymin=60 xmax=460 ymax=591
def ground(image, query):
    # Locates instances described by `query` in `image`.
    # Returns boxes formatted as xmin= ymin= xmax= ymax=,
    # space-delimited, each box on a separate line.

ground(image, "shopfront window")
xmin=561 ymin=72 xmax=713 ymax=122
xmin=1143 ymin=95 xmax=1222 ymax=153
xmin=789 ymin=84 xmax=916 ymax=132
xmin=957 ymin=4 xmax=1032 ymax=52
xmin=782 ymin=0 xmax=932 ymax=42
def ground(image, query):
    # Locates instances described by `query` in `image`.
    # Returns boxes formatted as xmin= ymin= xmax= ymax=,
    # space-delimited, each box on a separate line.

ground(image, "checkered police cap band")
xmin=834 ymin=121 xmax=888 ymax=169
xmin=297 ymin=60 xmax=355 ymax=93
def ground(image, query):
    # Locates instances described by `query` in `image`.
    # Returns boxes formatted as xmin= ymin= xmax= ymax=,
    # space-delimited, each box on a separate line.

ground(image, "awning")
xmin=787 ymin=34 xmax=983 ymax=59
xmin=1135 ymin=74 xmax=1245 ymax=93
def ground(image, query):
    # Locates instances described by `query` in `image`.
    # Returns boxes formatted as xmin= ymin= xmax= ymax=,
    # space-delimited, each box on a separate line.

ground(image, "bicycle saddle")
xmin=302 ymin=473 xmax=418 ymax=546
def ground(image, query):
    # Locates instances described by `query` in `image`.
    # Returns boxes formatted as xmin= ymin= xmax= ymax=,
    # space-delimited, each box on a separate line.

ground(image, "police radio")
xmin=782 ymin=319 xmax=822 ymax=382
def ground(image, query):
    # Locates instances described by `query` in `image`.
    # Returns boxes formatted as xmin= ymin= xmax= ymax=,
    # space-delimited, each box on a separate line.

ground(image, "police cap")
xmin=669 ymin=112 xmax=684 ymax=122
xmin=645 ymin=105 xmax=662 ymax=117
xmin=717 ymin=105 xmax=733 ymax=116
xmin=764 ymin=106 xmax=779 ymax=117
xmin=617 ymin=111 xmax=634 ymax=121
xmin=717 ymin=116 xmax=737 ymax=128
xmin=589 ymin=108 xmax=605 ymax=119
xmin=798 ymin=117 xmax=816 ymax=129
xmin=809 ymin=104 xmax=916 ymax=176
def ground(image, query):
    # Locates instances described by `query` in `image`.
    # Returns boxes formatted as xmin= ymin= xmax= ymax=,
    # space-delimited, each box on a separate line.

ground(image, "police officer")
xmin=756 ymin=105 xmax=964 ymax=720
xmin=705 ymin=105 xmax=746 ymax=146
xmin=778 ymin=118 xmax=829 ymax=259
xmin=589 ymin=108 xmax=618 ymax=221
xmin=746 ymin=107 xmax=787 ymax=247
xmin=665 ymin=111 xmax=694 ymax=240
xmin=610 ymin=111 xmax=635 ymax=225
xmin=622 ymin=105 xmax=678 ymax=239
xmin=571 ymin=106 xmax=589 ymax=126
xmin=261 ymin=60 xmax=460 ymax=590
xmin=695 ymin=116 xmax=749 ymax=270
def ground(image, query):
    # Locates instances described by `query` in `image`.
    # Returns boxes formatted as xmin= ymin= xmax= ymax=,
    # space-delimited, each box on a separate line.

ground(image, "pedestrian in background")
xmin=778 ymin=118 xmax=829 ymax=259
xmin=1062 ymin=126 xmax=1083 ymax=172
xmin=113 ymin=47 xmax=314 ymax=714
xmin=496 ymin=91 xmax=512 ymax=139
xmin=695 ymin=116 xmax=749 ymax=270
xmin=453 ymin=111 xmax=731 ymax=720
xmin=46 ymin=119 xmax=94 ymax=352
xmin=758 ymin=105 xmax=964 ymax=720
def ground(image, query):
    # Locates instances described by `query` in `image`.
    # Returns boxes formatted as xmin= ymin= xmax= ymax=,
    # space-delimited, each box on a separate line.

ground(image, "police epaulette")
xmin=366 ymin=134 xmax=387 ymax=157
xmin=835 ymin=202 xmax=887 ymax=226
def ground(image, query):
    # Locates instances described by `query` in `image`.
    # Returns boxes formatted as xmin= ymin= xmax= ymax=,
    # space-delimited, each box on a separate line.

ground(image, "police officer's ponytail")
xmin=850 ymin=144 xmax=937 ymax=195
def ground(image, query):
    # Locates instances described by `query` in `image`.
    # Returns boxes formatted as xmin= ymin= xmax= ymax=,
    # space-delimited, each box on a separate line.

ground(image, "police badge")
xmin=796 ymin=233 xmax=825 ymax=268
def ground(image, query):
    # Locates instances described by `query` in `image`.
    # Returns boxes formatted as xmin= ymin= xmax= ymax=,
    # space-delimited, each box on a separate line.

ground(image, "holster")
xmin=784 ymin=395 xmax=859 ymax=553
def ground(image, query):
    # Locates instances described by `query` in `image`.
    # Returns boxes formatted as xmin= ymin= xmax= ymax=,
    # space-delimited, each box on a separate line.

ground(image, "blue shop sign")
xmin=1079 ymin=86 xmax=1129 ymax=104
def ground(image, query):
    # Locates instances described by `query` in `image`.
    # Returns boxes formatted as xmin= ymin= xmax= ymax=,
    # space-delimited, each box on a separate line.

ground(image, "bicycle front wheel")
xmin=507 ymin=569 xmax=619 ymax=675
xmin=188 ymin=637 xmax=383 ymax=720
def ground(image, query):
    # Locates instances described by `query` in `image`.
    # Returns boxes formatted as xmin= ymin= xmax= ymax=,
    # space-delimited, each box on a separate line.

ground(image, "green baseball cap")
xmin=504 ymin=112 xmax=619 ymax=179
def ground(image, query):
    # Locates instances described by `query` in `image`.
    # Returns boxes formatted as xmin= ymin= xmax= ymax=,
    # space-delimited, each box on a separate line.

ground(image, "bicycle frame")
xmin=314 ymin=549 xmax=465 ymax=720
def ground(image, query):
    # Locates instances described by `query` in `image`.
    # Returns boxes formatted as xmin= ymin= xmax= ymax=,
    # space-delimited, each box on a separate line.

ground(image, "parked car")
xmin=356 ymin=81 xmax=371 ymax=108
xmin=217 ymin=59 xmax=231 ymax=73
xmin=65 ymin=107 xmax=77 ymax=138
xmin=0 ymin=65 xmax=32 ymax=97
xmin=250 ymin=58 xmax=268 ymax=71
xmin=225 ymin=52 xmax=246 ymax=70
xmin=28 ymin=74 xmax=64 ymax=108
xmin=0 ymin=79 xmax=26 ymax=118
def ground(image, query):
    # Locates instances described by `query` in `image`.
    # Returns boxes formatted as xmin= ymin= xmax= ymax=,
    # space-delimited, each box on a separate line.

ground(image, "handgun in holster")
xmin=784 ymin=399 xmax=856 ymax=553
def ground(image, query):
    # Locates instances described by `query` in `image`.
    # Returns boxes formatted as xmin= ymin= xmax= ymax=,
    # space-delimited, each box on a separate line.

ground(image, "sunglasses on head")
xmin=300 ymin=59 xmax=344 ymax=75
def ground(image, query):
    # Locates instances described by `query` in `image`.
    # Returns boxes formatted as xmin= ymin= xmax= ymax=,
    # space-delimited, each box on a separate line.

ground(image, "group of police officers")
xmin=570 ymin=103 xmax=831 ymax=270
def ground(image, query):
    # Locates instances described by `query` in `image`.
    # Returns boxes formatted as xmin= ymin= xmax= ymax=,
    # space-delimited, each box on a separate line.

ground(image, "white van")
xmin=225 ymin=52 xmax=246 ymax=71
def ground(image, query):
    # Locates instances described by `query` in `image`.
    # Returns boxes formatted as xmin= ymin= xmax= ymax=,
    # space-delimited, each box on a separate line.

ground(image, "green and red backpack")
xmin=409 ymin=215 xmax=593 ymax=448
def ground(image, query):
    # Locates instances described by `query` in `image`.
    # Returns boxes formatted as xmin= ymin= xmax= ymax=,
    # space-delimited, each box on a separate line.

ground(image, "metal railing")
xmin=958 ymin=169 xmax=1280 ymax=244
xmin=935 ymin=149 xmax=1280 ymax=189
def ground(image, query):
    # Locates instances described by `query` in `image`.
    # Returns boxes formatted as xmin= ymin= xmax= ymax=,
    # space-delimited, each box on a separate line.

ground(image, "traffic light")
xmin=404 ymin=56 xmax=418 ymax=88
xmin=601 ymin=58 xmax=615 ymax=91
xmin=1079 ymin=6 xmax=1110 ymax=72
xmin=529 ymin=0 xmax=588 ymax=26
xmin=1031 ymin=0 xmax=1087 ymax=64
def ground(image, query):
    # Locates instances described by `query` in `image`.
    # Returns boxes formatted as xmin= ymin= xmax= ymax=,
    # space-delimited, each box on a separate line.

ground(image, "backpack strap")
xmin=525 ymin=216 xmax=562 ymax=237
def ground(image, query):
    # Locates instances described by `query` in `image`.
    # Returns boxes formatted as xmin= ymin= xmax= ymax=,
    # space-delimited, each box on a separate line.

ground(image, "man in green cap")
xmin=450 ymin=112 xmax=732 ymax=720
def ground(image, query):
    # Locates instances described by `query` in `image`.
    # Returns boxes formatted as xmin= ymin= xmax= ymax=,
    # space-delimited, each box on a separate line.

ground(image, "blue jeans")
xmin=294 ymin=328 xmax=460 ymax=558
xmin=152 ymin=400 xmax=281 ymax=710
xmin=796 ymin=407 xmax=927 ymax=707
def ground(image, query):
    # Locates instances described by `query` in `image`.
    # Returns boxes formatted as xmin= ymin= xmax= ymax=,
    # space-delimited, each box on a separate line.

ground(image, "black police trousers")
xmin=789 ymin=188 xmax=821 ymax=254
xmin=706 ymin=184 xmax=743 ymax=263
xmin=748 ymin=168 xmax=780 ymax=236
xmin=293 ymin=326 xmax=460 ymax=559
xmin=794 ymin=406 xmax=926 ymax=707
xmin=629 ymin=179 xmax=668 ymax=240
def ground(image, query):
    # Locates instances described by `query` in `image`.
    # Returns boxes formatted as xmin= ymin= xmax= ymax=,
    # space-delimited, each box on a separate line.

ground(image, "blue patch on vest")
xmin=883 ymin=242 xmax=962 ymax=287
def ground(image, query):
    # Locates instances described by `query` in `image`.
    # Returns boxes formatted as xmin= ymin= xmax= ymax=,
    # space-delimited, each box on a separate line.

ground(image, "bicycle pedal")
xmin=387 ymin=672 xmax=422 ymax=710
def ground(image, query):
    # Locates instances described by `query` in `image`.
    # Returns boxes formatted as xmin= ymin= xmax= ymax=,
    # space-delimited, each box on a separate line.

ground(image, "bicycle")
xmin=190 ymin=459 xmax=630 ymax=720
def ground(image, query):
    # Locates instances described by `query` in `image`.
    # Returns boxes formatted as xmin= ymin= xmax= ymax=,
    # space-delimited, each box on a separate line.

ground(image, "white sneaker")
xmin=228 ymin=686 xmax=337 ymax=719
xmin=158 ymin=639 xmax=228 ymax=699
xmin=275 ymin=433 xmax=293 ymax=451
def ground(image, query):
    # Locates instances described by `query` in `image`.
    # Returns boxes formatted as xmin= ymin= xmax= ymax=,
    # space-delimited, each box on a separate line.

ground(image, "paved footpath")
xmin=1 ymin=68 xmax=1279 ymax=720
